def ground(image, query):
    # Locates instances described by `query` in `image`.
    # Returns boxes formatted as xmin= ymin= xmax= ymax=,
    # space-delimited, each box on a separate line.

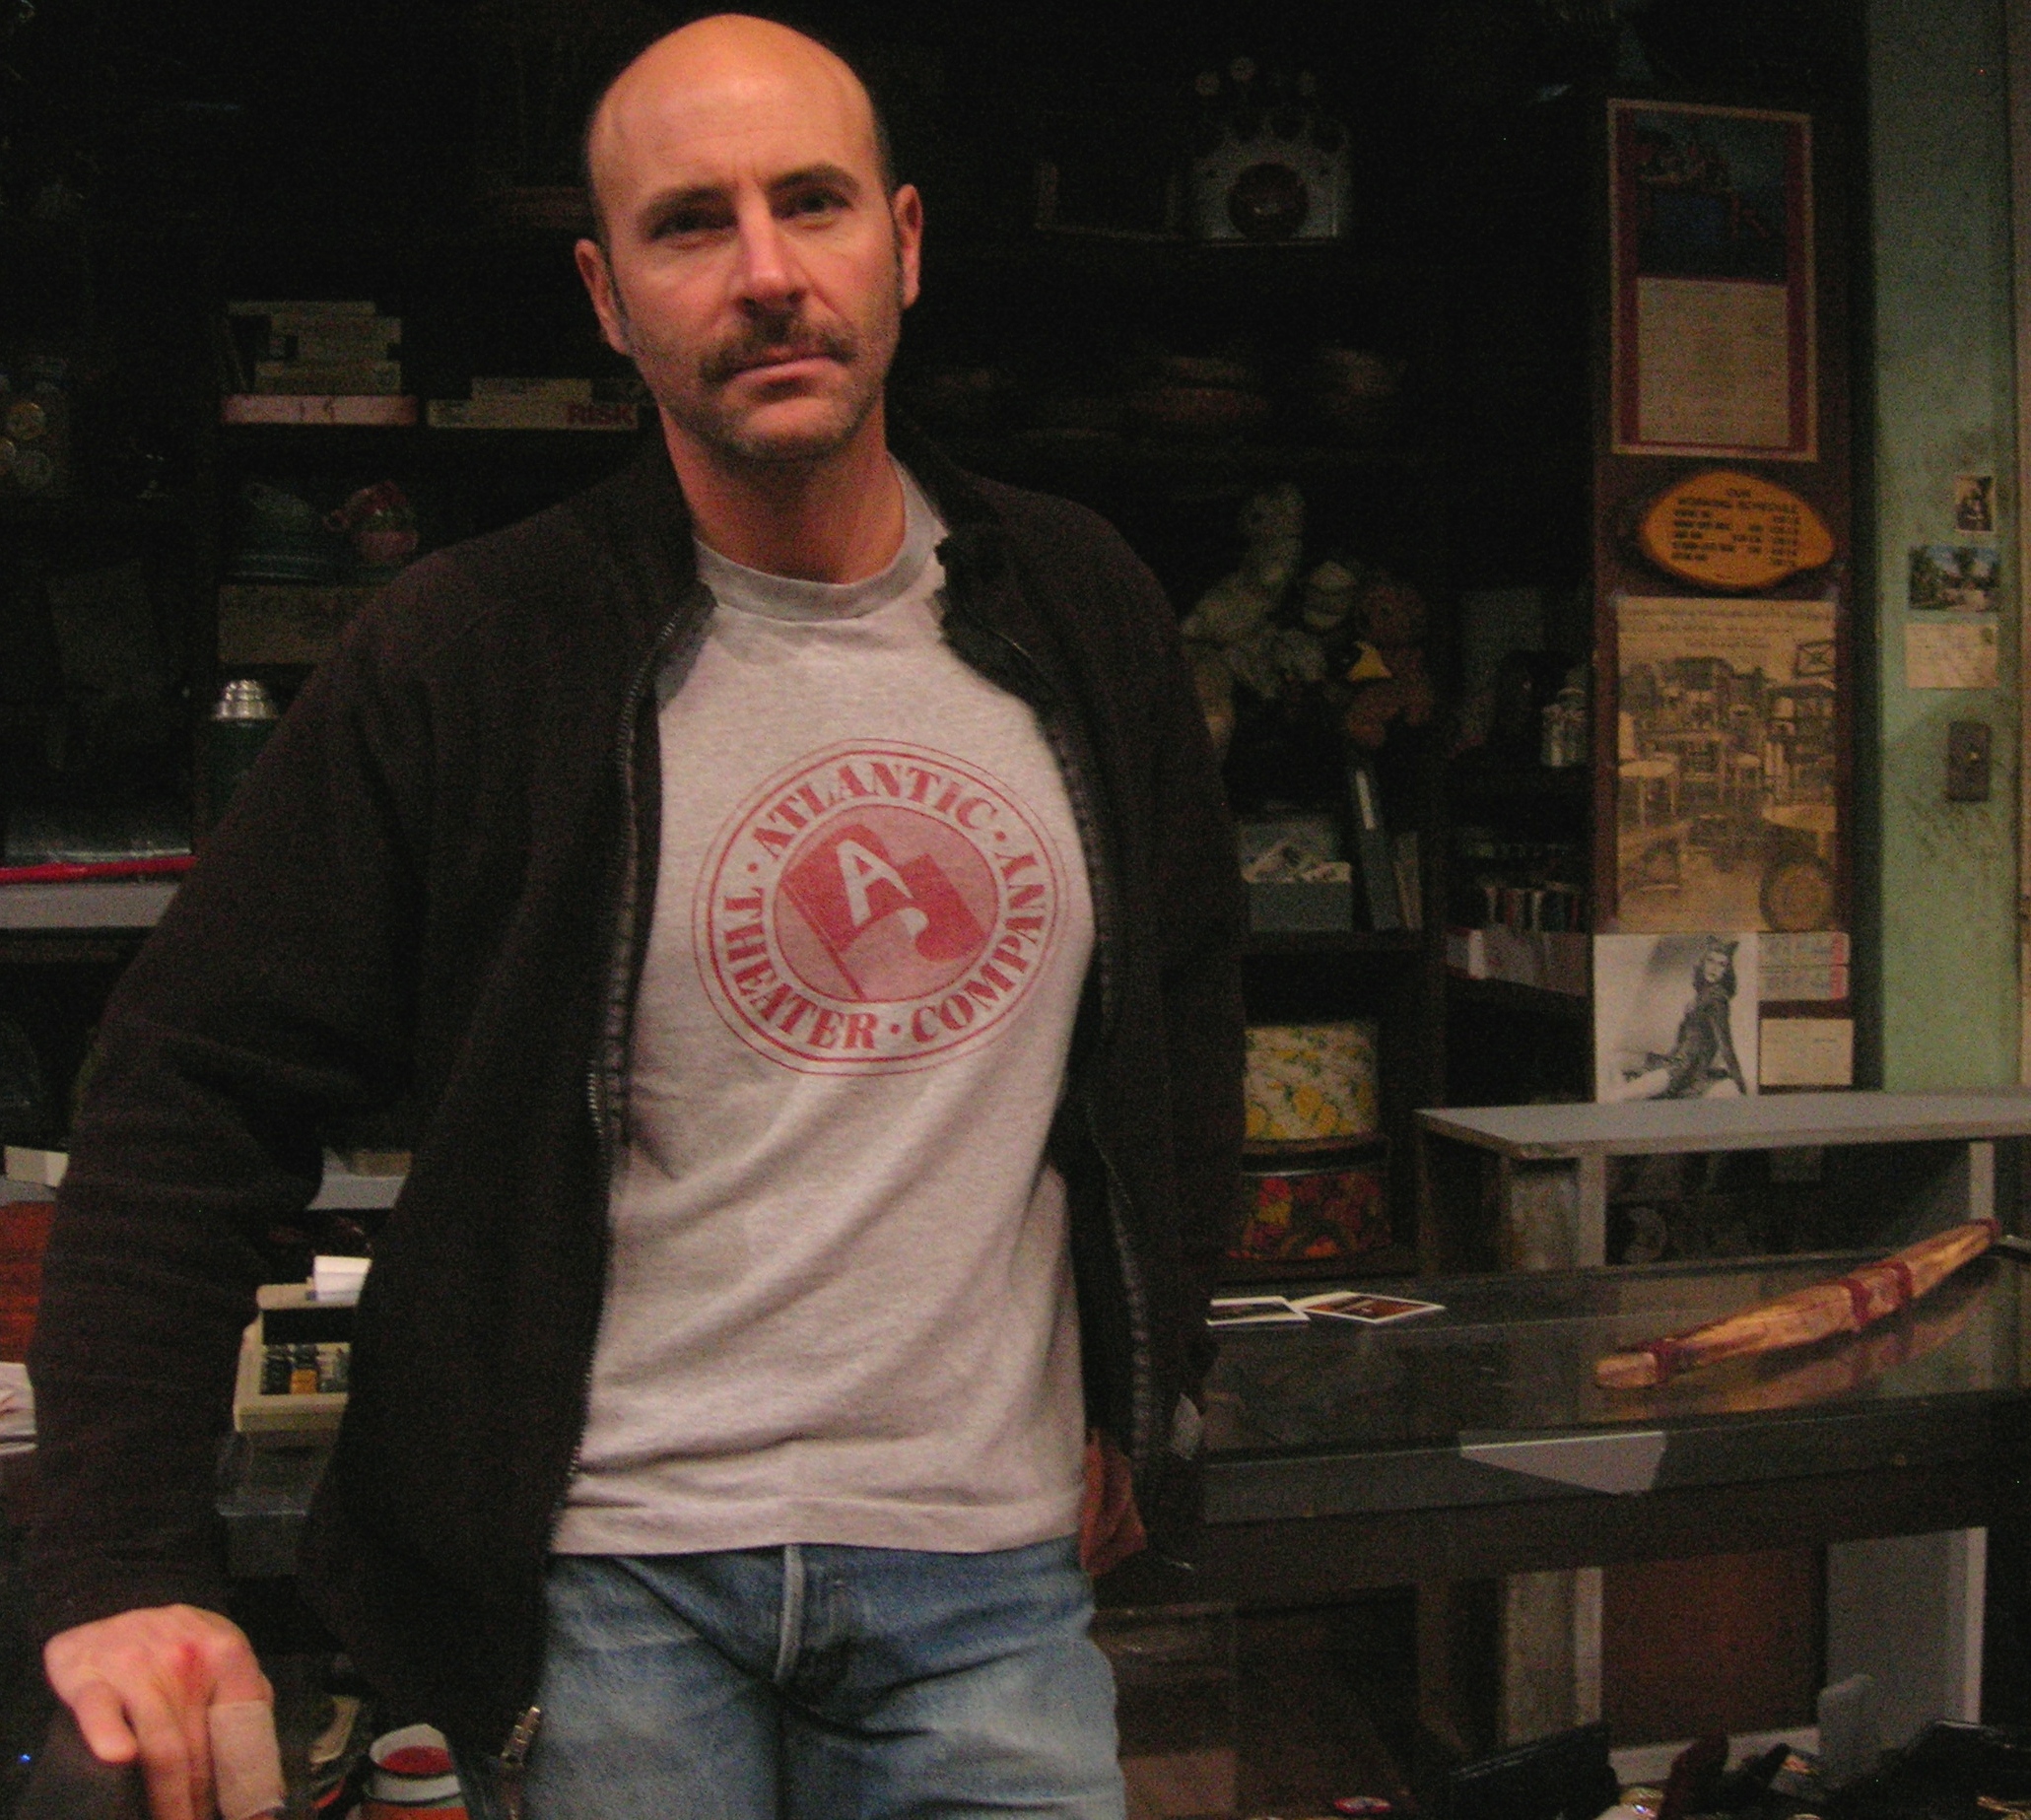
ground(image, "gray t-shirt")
xmin=554 ymin=467 xmax=1093 ymax=1556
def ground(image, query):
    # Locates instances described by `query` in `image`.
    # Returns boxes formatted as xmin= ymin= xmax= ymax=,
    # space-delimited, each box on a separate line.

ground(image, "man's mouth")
xmin=705 ymin=327 xmax=857 ymax=386
xmin=740 ymin=351 xmax=828 ymax=375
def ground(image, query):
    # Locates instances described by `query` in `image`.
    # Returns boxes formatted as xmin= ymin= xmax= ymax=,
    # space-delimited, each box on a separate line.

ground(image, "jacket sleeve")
xmin=1133 ymin=573 xmax=1248 ymax=1394
xmin=24 ymin=580 xmax=444 ymax=1643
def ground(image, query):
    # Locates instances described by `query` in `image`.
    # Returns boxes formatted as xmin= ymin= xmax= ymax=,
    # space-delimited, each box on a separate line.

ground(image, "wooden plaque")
xmin=1636 ymin=468 xmax=1834 ymax=592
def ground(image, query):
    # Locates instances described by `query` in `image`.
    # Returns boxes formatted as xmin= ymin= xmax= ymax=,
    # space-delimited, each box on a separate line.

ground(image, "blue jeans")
xmin=455 ymin=1537 xmax=1124 ymax=1820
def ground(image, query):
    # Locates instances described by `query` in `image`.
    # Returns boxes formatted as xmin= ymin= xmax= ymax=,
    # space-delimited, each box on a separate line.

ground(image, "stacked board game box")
xmin=221 ymin=301 xmax=417 ymax=425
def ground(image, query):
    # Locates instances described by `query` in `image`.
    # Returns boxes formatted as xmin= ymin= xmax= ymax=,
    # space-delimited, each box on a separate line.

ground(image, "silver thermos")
xmin=204 ymin=678 xmax=279 ymax=832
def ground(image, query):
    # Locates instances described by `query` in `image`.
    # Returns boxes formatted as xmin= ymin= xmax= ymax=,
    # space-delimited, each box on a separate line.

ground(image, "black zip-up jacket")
xmin=27 ymin=433 xmax=1246 ymax=1760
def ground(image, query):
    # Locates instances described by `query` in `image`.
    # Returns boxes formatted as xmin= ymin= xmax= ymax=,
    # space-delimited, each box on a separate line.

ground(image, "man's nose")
xmin=733 ymin=207 xmax=803 ymax=309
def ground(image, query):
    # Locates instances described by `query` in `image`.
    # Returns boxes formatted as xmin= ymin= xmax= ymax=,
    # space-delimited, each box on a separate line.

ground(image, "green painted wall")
xmin=1867 ymin=0 xmax=2020 ymax=1088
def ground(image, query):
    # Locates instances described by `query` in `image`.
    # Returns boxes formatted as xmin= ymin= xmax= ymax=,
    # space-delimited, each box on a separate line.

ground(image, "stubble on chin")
xmin=691 ymin=374 xmax=879 ymax=464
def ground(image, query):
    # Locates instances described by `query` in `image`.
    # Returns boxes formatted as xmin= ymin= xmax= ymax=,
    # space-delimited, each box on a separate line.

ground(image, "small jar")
xmin=1540 ymin=683 xmax=1588 ymax=769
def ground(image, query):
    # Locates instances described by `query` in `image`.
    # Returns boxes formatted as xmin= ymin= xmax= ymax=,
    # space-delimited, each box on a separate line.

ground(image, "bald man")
xmin=29 ymin=16 xmax=1244 ymax=1819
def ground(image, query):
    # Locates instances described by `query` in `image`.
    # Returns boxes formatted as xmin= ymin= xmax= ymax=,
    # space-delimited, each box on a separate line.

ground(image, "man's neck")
xmin=662 ymin=408 xmax=906 ymax=583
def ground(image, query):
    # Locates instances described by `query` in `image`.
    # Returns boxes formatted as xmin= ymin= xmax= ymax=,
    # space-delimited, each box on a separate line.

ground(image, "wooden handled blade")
xmin=1596 ymin=1218 xmax=1999 ymax=1390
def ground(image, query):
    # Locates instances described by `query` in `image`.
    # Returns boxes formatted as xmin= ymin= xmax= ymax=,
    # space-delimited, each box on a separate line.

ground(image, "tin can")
xmin=1244 ymin=1021 xmax=1380 ymax=1146
xmin=365 ymin=1723 xmax=467 ymax=1815
xmin=1233 ymin=1151 xmax=1388 ymax=1262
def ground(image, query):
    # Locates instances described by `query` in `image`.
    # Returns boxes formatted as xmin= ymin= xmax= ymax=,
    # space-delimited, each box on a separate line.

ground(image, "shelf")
xmin=1422 ymin=1089 xmax=2031 ymax=1162
xmin=0 ymin=491 xmax=206 ymax=532
xmin=1451 ymin=760 xmax=1591 ymax=806
xmin=1447 ymin=973 xmax=1591 ymax=1020
xmin=216 ymin=424 xmax=655 ymax=468
xmin=1246 ymin=929 xmax=1422 ymax=957
xmin=947 ymin=236 xmax=1424 ymax=295
xmin=0 ymin=881 xmax=177 ymax=931
xmin=2 ymin=1147 xmax=403 ymax=1211
xmin=943 ymin=433 xmax=1434 ymax=496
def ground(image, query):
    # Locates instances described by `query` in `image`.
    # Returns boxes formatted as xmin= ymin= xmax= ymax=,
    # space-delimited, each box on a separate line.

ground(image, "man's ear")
xmin=575 ymin=238 xmax=632 ymax=356
xmin=890 ymin=184 xmax=923 ymax=310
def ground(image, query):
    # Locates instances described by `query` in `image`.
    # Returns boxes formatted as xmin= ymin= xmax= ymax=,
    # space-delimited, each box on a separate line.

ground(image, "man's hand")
xmin=1079 ymin=1430 xmax=1147 ymax=1578
xmin=43 ymin=1604 xmax=270 ymax=1820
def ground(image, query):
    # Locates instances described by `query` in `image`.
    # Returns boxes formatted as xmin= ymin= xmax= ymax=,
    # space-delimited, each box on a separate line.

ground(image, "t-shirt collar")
xmin=694 ymin=460 xmax=941 ymax=623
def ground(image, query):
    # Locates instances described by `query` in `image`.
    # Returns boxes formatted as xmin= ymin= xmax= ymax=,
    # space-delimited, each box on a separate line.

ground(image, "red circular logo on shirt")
xmin=696 ymin=742 xmax=1065 ymax=1072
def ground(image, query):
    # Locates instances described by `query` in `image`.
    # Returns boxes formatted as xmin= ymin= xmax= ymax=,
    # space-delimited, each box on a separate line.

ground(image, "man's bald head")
xmin=570 ymin=8 xmax=922 ymax=476
xmin=580 ymin=15 xmax=895 ymax=249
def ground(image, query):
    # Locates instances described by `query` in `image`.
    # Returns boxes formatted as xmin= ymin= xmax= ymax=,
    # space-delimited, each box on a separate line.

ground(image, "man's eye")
xmin=783 ymin=190 xmax=846 ymax=220
xmin=655 ymin=208 xmax=731 ymax=239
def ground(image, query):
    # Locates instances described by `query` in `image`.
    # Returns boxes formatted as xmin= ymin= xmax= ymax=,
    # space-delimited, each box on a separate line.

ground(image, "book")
xmin=2 ymin=1147 xmax=65 ymax=1187
xmin=426 ymin=397 xmax=639 ymax=431
xmin=1391 ymin=831 xmax=1422 ymax=931
xmin=254 ymin=360 xmax=406 ymax=396
xmin=0 ymin=855 xmax=193 ymax=886
xmin=1291 ymin=1289 xmax=1443 ymax=1324
xmin=222 ymin=394 xmax=420 ymax=426
xmin=266 ymin=318 xmax=403 ymax=356
xmin=228 ymin=299 xmax=379 ymax=317
xmin=472 ymin=374 xmax=592 ymax=400
xmin=1344 ymin=756 xmax=1403 ymax=932
xmin=1444 ymin=927 xmax=1590 ymax=996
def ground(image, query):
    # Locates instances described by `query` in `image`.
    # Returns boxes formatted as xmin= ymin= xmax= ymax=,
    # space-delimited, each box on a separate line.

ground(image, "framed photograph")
xmin=1614 ymin=595 xmax=1838 ymax=933
xmin=1594 ymin=932 xmax=1760 ymax=1102
xmin=1609 ymin=101 xmax=1816 ymax=460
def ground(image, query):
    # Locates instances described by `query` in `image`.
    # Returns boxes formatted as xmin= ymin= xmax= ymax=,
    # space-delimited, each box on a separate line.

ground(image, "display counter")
xmin=223 ymin=1247 xmax=2031 ymax=1591
xmin=1161 ymin=1248 xmax=2027 ymax=1605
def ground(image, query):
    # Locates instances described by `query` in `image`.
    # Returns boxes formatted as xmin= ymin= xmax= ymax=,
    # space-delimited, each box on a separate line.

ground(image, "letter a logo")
xmin=780 ymin=822 xmax=986 ymax=998
xmin=833 ymin=840 xmax=927 ymax=942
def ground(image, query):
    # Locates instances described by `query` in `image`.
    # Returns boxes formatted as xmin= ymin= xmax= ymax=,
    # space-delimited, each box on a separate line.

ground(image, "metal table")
xmin=1416 ymin=1088 xmax=2031 ymax=1270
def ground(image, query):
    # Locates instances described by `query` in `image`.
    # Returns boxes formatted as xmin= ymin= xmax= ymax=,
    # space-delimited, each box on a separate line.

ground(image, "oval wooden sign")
xmin=1636 ymin=469 xmax=1835 ymax=592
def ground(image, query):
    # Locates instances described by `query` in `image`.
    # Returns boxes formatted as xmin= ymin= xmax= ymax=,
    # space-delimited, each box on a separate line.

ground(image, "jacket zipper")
xmin=1089 ymin=1111 xmax=1157 ymax=1471
xmin=956 ymin=610 xmax=1157 ymax=1473
xmin=584 ymin=585 xmax=714 ymax=1159
xmin=496 ymin=1705 xmax=541 ymax=1820
xmin=502 ymin=587 xmax=709 ymax=1780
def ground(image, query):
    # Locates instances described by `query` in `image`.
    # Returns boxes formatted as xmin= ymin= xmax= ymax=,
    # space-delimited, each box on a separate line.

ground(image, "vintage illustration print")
xmin=1615 ymin=595 xmax=1837 ymax=932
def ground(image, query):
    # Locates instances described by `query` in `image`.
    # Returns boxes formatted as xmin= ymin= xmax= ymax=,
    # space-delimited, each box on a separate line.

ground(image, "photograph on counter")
xmin=1908 ymin=544 xmax=2000 ymax=613
xmin=1291 ymin=1290 xmax=1443 ymax=1325
xmin=1595 ymin=932 xmax=1759 ymax=1102
xmin=1608 ymin=100 xmax=1815 ymax=460
xmin=1206 ymin=1295 xmax=1309 ymax=1331
xmin=1616 ymin=595 xmax=1837 ymax=932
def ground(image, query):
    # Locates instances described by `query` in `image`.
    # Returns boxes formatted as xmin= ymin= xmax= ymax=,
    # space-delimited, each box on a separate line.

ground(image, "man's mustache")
xmin=702 ymin=320 xmax=858 ymax=385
